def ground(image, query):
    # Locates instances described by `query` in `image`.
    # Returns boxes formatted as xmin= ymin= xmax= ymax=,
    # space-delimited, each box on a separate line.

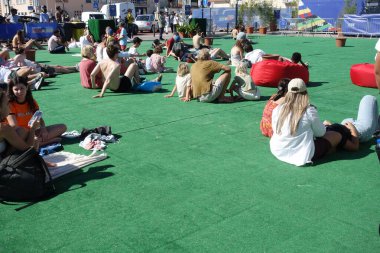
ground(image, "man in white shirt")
xmin=6 ymin=8 xmax=20 ymax=23
xmin=48 ymin=29 xmax=66 ymax=54
xmin=39 ymin=6 xmax=50 ymax=22
xmin=244 ymin=44 xmax=265 ymax=65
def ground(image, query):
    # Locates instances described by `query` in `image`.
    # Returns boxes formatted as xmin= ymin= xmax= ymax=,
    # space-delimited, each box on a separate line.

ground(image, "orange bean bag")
xmin=350 ymin=63 xmax=377 ymax=89
xmin=250 ymin=60 xmax=309 ymax=87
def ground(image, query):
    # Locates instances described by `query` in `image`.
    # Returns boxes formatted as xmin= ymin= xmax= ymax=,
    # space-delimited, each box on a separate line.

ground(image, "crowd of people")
xmin=0 ymin=19 xmax=378 ymax=168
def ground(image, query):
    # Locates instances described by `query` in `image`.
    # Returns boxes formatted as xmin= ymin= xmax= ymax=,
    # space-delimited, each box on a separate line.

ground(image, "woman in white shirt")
xmin=270 ymin=78 xmax=340 ymax=166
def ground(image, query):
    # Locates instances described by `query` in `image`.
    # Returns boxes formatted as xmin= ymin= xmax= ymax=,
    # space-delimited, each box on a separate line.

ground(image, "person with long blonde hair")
xmin=270 ymin=78 xmax=340 ymax=166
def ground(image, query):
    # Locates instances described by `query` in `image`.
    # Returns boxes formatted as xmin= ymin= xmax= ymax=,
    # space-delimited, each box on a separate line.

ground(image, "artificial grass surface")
xmin=1 ymin=35 xmax=380 ymax=252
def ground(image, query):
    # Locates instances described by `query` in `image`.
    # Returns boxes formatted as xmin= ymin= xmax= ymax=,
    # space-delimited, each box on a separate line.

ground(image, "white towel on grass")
xmin=44 ymin=151 xmax=107 ymax=180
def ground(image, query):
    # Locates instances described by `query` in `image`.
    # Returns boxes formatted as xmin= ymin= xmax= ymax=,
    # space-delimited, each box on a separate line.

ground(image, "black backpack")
xmin=0 ymin=148 xmax=55 ymax=202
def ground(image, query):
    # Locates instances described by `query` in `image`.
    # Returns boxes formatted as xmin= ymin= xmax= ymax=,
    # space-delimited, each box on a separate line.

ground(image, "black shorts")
xmin=112 ymin=76 xmax=132 ymax=92
xmin=312 ymin=137 xmax=332 ymax=161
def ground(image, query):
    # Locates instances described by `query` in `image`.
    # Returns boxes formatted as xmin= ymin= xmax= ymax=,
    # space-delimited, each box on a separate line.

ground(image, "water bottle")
xmin=376 ymin=138 xmax=380 ymax=162
xmin=28 ymin=110 xmax=43 ymax=127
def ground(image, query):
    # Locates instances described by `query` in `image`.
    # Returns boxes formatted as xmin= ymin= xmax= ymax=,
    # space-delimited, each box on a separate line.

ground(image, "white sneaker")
xmin=33 ymin=75 xmax=44 ymax=90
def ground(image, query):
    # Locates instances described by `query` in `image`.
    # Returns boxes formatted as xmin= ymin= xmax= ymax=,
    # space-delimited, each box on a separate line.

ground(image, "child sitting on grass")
xmin=145 ymin=49 xmax=153 ymax=73
xmin=165 ymin=63 xmax=192 ymax=101
xmin=150 ymin=46 xmax=173 ymax=73
xmin=7 ymin=76 xmax=67 ymax=146
xmin=229 ymin=61 xmax=261 ymax=101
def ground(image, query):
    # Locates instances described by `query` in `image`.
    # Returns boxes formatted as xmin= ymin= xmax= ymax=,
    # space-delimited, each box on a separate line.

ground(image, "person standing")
xmin=125 ymin=9 xmax=135 ymax=38
xmin=169 ymin=12 xmax=174 ymax=33
xmin=118 ymin=22 xmax=128 ymax=51
xmin=55 ymin=6 xmax=63 ymax=23
xmin=6 ymin=8 xmax=20 ymax=23
xmin=173 ymin=13 xmax=179 ymax=33
xmin=164 ymin=12 xmax=170 ymax=34
xmin=39 ymin=5 xmax=50 ymax=23
xmin=158 ymin=11 xmax=166 ymax=41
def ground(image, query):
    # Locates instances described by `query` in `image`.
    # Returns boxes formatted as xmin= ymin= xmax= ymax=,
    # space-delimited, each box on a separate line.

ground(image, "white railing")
xmin=278 ymin=18 xmax=380 ymax=37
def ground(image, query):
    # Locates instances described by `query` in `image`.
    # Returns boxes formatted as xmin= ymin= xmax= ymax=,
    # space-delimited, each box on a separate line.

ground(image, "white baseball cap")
xmin=288 ymin=78 xmax=306 ymax=93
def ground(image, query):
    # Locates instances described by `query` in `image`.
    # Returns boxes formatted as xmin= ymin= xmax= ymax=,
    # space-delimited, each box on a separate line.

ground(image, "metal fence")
xmin=192 ymin=11 xmax=380 ymax=38
xmin=277 ymin=17 xmax=380 ymax=37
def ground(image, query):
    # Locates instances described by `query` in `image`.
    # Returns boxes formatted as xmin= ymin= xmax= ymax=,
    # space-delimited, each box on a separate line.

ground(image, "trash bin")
xmin=88 ymin=19 xmax=116 ymax=42
xmin=71 ymin=22 xmax=86 ymax=41
xmin=61 ymin=22 xmax=74 ymax=42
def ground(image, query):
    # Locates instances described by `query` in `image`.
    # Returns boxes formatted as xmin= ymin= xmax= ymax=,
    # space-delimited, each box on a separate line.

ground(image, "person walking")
xmin=158 ymin=11 xmax=166 ymax=41
xmin=169 ymin=12 xmax=175 ymax=33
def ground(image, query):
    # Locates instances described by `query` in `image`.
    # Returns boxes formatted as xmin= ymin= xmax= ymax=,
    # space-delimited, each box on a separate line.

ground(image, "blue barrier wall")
xmin=25 ymin=22 xmax=58 ymax=40
xmin=0 ymin=23 xmax=24 ymax=40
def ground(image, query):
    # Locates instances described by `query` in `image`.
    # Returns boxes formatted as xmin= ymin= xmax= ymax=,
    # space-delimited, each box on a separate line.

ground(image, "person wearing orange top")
xmin=0 ymin=88 xmax=39 ymax=156
xmin=260 ymin=78 xmax=290 ymax=137
xmin=7 ymin=76 xmax=66 ymax=146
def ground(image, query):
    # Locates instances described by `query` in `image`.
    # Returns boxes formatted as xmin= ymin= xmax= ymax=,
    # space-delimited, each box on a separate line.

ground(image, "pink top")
xmin=79 ymin=58 xmax=102 ymax=89
xmin=150 ymin=53 xmax=166 ymax=73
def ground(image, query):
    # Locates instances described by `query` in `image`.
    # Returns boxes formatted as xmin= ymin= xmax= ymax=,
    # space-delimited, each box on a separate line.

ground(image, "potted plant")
xmin=255 ymin=1 xmax=275 ymax=34
xmin=186 ymin=23 xmax=198 ymax=37
xmin=176 ymin=24 xmax=187 ymax=38
xmin=245 ymin=0 xmax=255 ymax=33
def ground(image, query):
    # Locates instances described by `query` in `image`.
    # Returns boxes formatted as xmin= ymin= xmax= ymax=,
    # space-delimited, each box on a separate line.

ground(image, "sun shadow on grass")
xmin=54 ymin=164 xmax=115 ymax=194
xmin=314 ymin=141 xmax=375 ymax=166
xmin=307 ymin=81 xmax=328 ymax=88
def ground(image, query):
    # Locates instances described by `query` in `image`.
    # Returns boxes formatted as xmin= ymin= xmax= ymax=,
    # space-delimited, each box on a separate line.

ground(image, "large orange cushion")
xmin=350 ymin=63 xmax=377 ymax=89
xmin=250 ymin=60 xmax=309 ymax=87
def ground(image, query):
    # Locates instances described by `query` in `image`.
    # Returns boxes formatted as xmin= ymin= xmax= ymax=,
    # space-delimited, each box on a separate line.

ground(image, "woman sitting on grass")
xmin=260 ymin=78 xmax=290 ymax=137
xmin=0 ymin=90 xmax=39 ymax=155
xmin=230 ymin=40 xmax=244 ymax=66
xmin=228 ymin=61 xmax=260 ymax=101
xmin=12 ymin=29 xmax=44 ymax=50
xmin=270 ymin=78 xmax=340 ymax=166
xmin=7 ymin=76 xmax=67 ymax=146
xmin=79 ymin=45 xmax=102 ymax=89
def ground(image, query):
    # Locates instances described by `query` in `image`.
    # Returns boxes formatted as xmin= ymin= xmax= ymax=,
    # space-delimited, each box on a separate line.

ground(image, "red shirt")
xmin=166 ymin=37 xmax=175 ymax=54
xmin=79 ymin=58 xmax=102 ymax=89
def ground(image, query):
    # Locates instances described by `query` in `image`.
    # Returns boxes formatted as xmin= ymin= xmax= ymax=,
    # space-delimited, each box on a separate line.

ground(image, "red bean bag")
xmin=250 ymin=60 xmax=309 ymax=87
xmin=350 ymin=63 xmax=377 ymax=89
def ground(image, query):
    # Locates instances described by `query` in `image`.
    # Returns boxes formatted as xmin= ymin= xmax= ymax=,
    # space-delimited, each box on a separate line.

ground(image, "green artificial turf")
xmin=1 ymin=35 xmax=380 ymax=252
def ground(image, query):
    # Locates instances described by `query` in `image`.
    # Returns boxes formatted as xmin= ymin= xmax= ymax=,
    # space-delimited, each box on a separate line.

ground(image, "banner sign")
xmin=25 ymin=22 xmax=58 ymax=39
xmin=0 ymin=23 xmax=24 ymax=40
xmin=343 ymin=14 xmax=380 ymax=36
